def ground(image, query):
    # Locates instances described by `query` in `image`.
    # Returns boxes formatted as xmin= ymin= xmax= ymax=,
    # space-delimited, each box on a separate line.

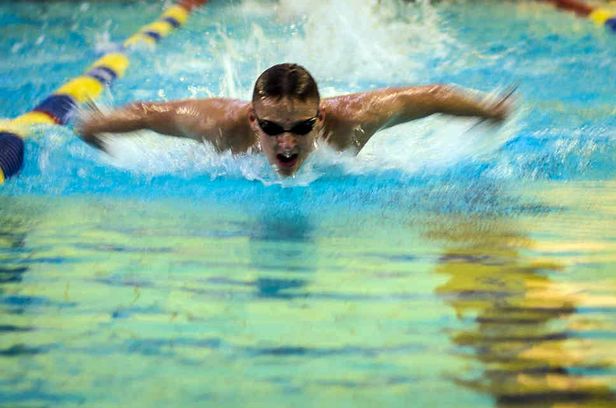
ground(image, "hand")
xmin=77 ymin=119 xmax=107 ymax=150
xmin=484 ymin=86 xmax=517 ymax=122
xmin=75 ymin=101 xmax=108 ymax=151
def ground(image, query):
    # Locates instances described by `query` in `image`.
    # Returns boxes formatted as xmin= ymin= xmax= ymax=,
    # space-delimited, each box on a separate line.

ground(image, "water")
xmin=1 ymin=0 xmax=615 ymax=406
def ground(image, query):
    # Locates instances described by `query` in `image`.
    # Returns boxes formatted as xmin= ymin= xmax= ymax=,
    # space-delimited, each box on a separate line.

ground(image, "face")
xmin=250 ymin=97 xmax=322 ymax=177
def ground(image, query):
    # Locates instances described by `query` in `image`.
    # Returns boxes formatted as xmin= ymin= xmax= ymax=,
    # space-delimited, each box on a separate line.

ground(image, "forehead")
xmin=253 ymin=97 xmax=318 ymax=121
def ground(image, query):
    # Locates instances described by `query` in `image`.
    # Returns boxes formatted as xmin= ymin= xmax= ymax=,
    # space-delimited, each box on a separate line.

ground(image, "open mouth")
xmin=276 ymin=152 xmax=299 ymax=168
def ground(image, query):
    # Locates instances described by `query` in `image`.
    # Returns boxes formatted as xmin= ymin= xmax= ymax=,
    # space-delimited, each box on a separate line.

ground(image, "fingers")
xmin=495 ymin=84 xmax=518 ymax=108
xmin=75 ymin=119 xmax=108 ymax=152
xmin=79 ymin=131 xmax=108 ymax=152
xmin=489 ymin=85 xmax=518 ymax=121
xmin=75 ymin=99 xmax=109 ymax=151
xmin=492 ymin=89 xmax=516 ymax=121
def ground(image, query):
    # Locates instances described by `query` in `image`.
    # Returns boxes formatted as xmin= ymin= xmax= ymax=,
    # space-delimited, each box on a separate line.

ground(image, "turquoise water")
xmin=1 ymin=0 xmax=616 ymax=406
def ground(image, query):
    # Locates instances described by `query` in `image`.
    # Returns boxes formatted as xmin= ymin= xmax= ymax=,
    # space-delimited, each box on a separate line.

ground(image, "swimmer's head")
xmin=249 ymin=63 xmax=323 ymax=177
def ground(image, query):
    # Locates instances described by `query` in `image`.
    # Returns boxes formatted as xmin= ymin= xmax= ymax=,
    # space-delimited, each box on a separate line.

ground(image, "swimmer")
xmin=78 ymin=63 xmax=513 ymax=177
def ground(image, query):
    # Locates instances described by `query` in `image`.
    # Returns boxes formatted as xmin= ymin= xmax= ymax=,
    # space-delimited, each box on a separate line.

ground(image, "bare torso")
xmin=183 ymin=97 xmax=378 ymax=155
xmin=79 ymin=85 xmax=509 ymax=156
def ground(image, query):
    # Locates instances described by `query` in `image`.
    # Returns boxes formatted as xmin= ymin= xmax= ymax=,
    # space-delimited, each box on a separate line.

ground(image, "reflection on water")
xmin=431 ymin=189 xmax=616 ymax=406
xmin=0 ymin=203 xmax=30 ymax=287
xmin=248 ymin=210 xmax=316 ymax=299
xmin=0 ymin=200 xmax=45 ymax=362
xmin=1 ymin=182 xmax=616 ymax=406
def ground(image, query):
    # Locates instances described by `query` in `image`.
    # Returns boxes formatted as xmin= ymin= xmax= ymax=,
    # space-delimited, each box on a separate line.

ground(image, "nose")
xmin=277 ymin=132 xmax=297 ymax=151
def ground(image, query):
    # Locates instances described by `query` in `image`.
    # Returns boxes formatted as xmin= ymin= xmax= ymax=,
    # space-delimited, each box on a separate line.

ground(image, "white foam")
xmin=276 ymin=0 xmax=462 ymax=83
xmin=149 ymin=0 xmax=466 ymax=97
xmin=81 ymin=0 xmax=519 ymax=184
xmin=95 ymin=107 xmax=518 ymax=185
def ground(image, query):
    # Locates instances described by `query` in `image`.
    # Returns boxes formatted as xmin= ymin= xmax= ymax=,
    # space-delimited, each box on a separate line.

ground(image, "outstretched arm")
xmin=322 ymin=85 xmax=513 ymax=150
xmin=77 ymin=98 xmax=249 ymax=150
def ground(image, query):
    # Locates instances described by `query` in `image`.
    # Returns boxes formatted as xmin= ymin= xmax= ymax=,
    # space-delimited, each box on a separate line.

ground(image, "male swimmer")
xmin=79 ymin=63 xmax=512 ymax=177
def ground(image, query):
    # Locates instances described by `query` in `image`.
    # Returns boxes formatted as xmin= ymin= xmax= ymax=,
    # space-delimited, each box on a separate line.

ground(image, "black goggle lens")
xmin=258 ymin=121 xmax=284 ymax=136
xmin=258 ymin=117 xmax=317 ymax=136
xmin=290 ymin=118 xmax=317 ymax=135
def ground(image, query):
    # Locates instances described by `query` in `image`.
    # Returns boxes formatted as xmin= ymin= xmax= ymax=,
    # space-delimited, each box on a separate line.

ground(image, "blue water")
xmin=1 ymin=1 xmax=616 ymax=406
xmin=1 ymin=0 xmax=614 ymax=198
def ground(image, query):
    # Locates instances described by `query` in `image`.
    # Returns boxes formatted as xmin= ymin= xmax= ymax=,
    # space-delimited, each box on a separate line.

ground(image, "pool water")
xmin=1 ymin=0 xmax=615 ymax=406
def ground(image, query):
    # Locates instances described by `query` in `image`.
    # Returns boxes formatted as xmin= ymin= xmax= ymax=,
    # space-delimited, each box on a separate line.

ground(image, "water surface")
xmin=1 ymin=0 xmax=615 ymax=406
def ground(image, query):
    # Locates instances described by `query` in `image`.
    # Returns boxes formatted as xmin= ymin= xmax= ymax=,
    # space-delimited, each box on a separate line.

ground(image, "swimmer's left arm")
xmin=324 ymin=85 xmax=512 ymax=149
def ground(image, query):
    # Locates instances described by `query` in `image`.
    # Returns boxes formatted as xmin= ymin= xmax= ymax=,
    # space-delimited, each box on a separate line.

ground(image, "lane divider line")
xmin=543 ymin=0 xmax=616 ymax=31
xmin=0 ymin=0 xmax=208 ymax=183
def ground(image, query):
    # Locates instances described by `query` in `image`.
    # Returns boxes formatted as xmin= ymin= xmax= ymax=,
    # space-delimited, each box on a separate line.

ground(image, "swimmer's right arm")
xmin=77 ymin=100 xmax=204 ymax=148
xmin=77 ymin=99 xmax=242 ymax=149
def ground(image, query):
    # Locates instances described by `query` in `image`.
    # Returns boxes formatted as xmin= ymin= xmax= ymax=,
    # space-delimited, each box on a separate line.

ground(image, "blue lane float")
xmin=163 ymin=16 xmax=182 ymax=28
xmin=0 ymin=132 xmax=25 ymax=183
xmin=33 ymin=94 xmax=77 ymax=126
xmin=143 ymin=31 xmax=163 ymax=42
xmin=86 ymin=66 xmax=118 ymax=85
xmin=0 ymin=1 xmax=209 ymax=184
xmin=545 ymin=1 xmax=616 ymax=33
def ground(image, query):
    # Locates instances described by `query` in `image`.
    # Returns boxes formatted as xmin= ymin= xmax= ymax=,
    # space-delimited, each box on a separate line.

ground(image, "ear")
xmin=317 ymin=108 xmax=325 ymax=123
xmin=248 ymin=106 xmax=261 ymax=134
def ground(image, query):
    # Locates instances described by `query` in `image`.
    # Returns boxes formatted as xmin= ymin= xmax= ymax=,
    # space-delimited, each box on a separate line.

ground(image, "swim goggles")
xmin=256 ymin=112 xmax=319 ymax=136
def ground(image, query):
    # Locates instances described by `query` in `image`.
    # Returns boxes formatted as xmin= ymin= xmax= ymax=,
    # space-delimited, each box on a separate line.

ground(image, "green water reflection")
xmin=432 ymin=209 xmax=616 ymax=407
xmin=0 ymin=181 xmax=615 ymax=406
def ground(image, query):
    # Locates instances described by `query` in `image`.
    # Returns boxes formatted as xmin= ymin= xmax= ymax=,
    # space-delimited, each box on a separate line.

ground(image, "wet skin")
xmin=249 ymin=98 xmax=322 ymax=176
xmin=78 ymin=85 xmax=512 ymax=177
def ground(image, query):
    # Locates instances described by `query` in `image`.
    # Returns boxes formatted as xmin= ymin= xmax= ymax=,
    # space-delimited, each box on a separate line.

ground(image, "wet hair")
xmin=252 ymin=63 xmax=320 ymax=103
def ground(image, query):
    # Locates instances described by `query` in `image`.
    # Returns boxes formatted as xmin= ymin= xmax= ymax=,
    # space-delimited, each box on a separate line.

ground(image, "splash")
xmin=277 ymin=0 xmax=463 ymax=84
xmin=92 ymin=105 xmax=517 ymax=187
xmin=6 ymin=0 xmax=612 ymax=195
xmin=201 ymin=0 xmax=465 ymax=91
xmin=69 ymin=0 xmax=516 ymax=186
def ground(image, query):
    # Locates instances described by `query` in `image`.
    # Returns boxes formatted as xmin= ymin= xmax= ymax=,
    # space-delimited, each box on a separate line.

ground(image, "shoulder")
xmin=168 ymin=98 xmax=254 ymax=151
xmin=195 ymin=99 xmax=254 ymax=152
xmin=174 ymin=98 xmax=249 ymax=128
xmin=187 ymin=98 xmax=250 ymax=118
xmin=319 ymin=94 xmax=385 ymax=150
xmin=321 ymin=93 xmax=369 ymax=119
xmin=321 ymin=90 xmax=401 ymax=126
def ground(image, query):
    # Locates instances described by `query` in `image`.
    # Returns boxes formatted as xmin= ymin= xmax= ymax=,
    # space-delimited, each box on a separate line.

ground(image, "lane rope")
xmin=543 ymin=0 xmax=616 ymax=31
xmin=0 ymin=0 xmax=208 ymax=183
